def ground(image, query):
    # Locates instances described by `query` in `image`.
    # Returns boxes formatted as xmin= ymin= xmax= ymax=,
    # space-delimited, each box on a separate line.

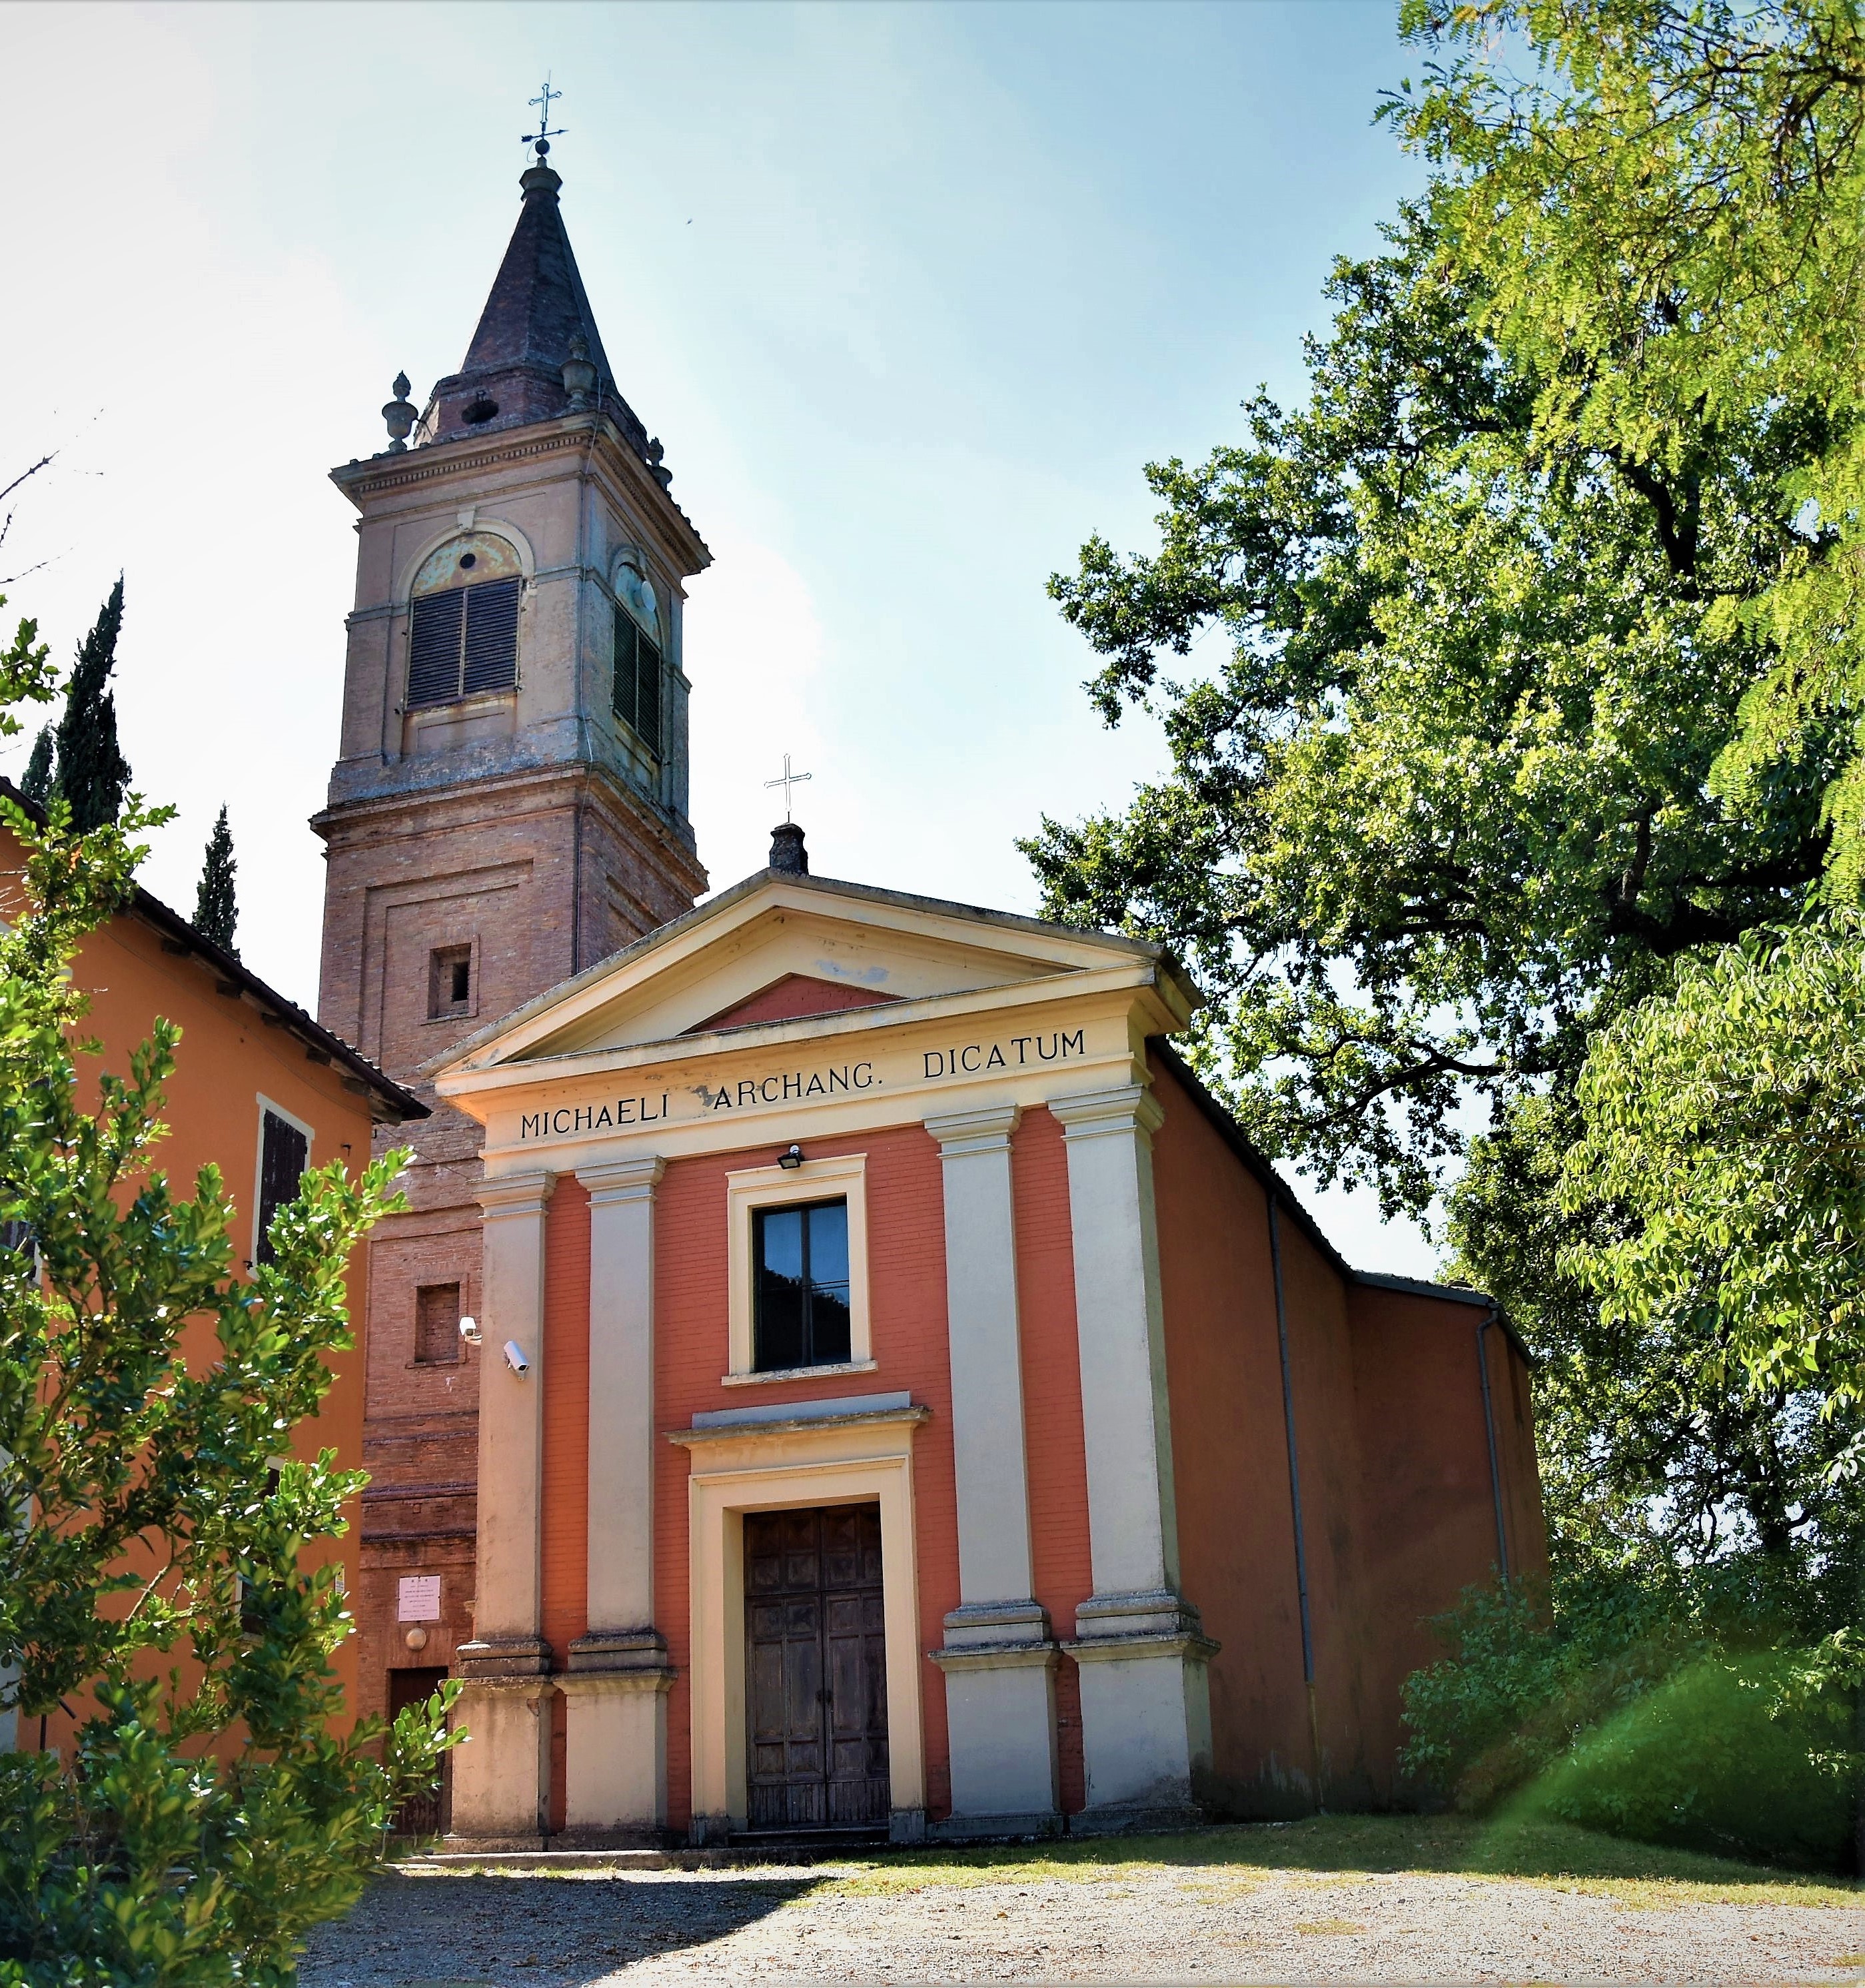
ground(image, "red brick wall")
xmin=1145 ymin=1057 xmax=1321 ymax=1815
xmin=651 ymin=1129 xmax=960 ymax=1829
xmin=1010 ymin=1106 xmax=1092 ymax=1813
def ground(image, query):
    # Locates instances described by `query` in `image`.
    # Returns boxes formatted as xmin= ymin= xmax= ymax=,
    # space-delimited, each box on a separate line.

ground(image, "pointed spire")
xmin=422 ymin=158 xmax=652 ymax=455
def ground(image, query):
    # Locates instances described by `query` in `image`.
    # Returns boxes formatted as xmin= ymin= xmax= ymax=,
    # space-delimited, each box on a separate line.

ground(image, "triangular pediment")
xmin=433 ymin=869 xmax=1189 ymax=1080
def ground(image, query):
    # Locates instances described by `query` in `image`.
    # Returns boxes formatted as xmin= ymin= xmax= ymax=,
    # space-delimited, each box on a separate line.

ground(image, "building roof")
xmin=418 ymin=161 xmax=658 ymax=460
xmin=0 ymin=779 xmax=427 ymax=1125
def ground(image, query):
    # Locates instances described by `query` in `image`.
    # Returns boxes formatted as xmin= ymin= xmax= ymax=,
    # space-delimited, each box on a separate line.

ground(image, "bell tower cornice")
xmin=332 ymin=412 xmax=710 ymax=582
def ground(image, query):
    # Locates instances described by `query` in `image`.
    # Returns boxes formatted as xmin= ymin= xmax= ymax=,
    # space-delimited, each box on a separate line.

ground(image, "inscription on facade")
xmin=512 ymin=1029 xmax=1090 ymax=1141
xmin=519 ymin=1094 xmax=670 ymax=1140
xmin=922 ymin=1030 xmax=1084 ymax=1077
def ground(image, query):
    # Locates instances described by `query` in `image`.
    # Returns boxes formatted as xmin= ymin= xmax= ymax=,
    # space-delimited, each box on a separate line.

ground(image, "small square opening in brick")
xmin=428 ymin=944 xmax=472 ymax=1019
xmin=414 ymin=1282 xmax=462 ymax=1365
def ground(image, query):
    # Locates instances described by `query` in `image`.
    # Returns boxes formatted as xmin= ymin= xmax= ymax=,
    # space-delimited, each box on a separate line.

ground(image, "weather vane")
xmin=522 ymin=75 xmax=566 ymax=160
xmin=764 ymin=753 xmax=813 ymax=822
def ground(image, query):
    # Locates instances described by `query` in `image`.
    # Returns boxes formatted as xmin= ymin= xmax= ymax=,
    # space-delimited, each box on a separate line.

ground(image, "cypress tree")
xmin=54 ymin=578 xmax=132 ymax=832
xmin=19 ymin=726 xmax=53 ymax=805
xmin=193 ymin=804 xmax=239 ymax=956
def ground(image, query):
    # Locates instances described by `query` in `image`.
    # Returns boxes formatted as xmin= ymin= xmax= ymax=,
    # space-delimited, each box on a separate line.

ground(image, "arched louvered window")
xmin=612 ymin=564 xmax=662 ymax=759
xmin=408 ymin=576 xmax=520 ymax=707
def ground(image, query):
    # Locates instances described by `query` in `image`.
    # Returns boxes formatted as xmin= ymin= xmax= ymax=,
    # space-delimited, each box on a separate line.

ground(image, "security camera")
xmin=458 ymin=1315 xmax=482 ymax=1346
xmin=503 ymin=1339 xmax=530 ymax=1376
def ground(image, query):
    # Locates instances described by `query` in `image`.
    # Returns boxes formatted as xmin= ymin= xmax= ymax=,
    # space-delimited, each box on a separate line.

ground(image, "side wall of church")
xmin=1345 ymin=1284 xmax=1547 ymax=1784
xmin=645 ymin=1129 xmax=962 ymax=1830
xmin=1146 ymin=1055 xmax=1333 ymax=1815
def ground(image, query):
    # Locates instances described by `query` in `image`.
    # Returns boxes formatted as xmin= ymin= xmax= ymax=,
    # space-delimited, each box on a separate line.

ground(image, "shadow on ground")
xmin=298 ymin=1870 xmax=828 ymax=1987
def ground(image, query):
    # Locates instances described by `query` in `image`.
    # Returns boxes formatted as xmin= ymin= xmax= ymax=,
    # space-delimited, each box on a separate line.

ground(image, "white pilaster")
xmin=924 ymin=1104 xmax=1059 ymax=1828
xmin=452 ymin=1170 xmax=554 ymax=1843
xmin=564 ymin=1156 xmax=674 ymax=1841
xmin=1049 ymin=1085 xmax=1215 ymax=1823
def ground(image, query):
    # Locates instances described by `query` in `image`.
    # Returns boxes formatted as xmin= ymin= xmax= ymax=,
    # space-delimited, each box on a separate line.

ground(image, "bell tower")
xmin=314 ymin=151 xmax=708 ymax=1736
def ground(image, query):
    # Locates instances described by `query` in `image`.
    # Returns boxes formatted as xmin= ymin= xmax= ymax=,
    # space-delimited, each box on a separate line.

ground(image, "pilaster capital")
xmin=576 ymin=1155 xmax=666 ymax=1206
xmin=474 ymin=1170 xmax=557 ymax=1221
xmin=924 ymin=1103 xmax=1021 ymax=1156
xmin=1047 ymin=1083 xmax=1165 ymax=1143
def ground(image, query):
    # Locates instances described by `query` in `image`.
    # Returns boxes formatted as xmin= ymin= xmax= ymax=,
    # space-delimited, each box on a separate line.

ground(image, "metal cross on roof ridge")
xmin=764 ymin=753 xmax=813 ymax=822
xmin=522 ymin=75 xmax=566 ymax=157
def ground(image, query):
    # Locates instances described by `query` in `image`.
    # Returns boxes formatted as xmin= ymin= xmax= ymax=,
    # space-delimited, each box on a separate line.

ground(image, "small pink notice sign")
xmin=397 ymin=1574 xmax=441 ymax=1622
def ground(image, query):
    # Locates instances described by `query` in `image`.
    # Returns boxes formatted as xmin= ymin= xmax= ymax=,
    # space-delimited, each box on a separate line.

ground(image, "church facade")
xmin=318 ymin=154 xmax=1544 ymax=1845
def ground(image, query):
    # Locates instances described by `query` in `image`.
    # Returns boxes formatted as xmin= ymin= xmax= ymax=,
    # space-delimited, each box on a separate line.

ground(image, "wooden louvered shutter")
xmin=256 ymin=1109 xmax=309 ymax=1266
xmin=462 ymin=577 xmax=520 ymax=694
xmin=636 ymin=630 xmax=662 ymax=758
xmin=408 ymin=590 xmax=463 ymax=707
xmin=613 ymin=606 xmax=638 ymax=734
xmin=612 ymin=604 xmax=662 ymax=759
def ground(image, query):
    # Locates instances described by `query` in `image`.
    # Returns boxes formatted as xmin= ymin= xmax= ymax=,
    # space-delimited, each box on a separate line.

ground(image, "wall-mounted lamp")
xmin=458 ymin=1315 xmax=482 ymax=1347
xmin=778 ymin=1143 xmax=805 ymax=1171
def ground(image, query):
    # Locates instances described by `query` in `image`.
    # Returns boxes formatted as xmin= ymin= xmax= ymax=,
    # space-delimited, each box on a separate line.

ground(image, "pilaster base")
xmin=1065 ymin=1591 xmax=1218 ymax=1815
xmin=446 ymin=1675 xmax=554 ymax=1844
xmin=930 ymin=1600 xmax=1061 ymax=1823
xmin=557 ymin=1632 xmax=674 ymax=1838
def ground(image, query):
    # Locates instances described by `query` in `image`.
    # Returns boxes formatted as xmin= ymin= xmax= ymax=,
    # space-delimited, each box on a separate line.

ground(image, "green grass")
xmin=824 ymin=1813 xmax=1864 ymax=1908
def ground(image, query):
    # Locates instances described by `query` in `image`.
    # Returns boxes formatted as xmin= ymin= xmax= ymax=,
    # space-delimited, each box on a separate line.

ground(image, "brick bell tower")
xmin=314 ymin=145 xmax=708 ymax=1740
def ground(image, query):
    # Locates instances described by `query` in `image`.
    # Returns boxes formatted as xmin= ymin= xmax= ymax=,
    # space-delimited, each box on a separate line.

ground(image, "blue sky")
xmin=1 ymin=0 xmax=1437 ymax=1270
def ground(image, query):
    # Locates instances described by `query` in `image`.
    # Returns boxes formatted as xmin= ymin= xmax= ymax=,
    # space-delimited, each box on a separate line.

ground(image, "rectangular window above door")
xmin=753 ymin=1199 xmax=852 ymax=1372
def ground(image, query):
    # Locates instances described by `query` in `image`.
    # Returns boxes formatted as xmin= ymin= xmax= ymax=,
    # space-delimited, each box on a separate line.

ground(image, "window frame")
xmin=426 ymin=941 xmax=478 ymax=1023
xmin=612 ymin=598 xmax=664 ymax=761
xmin=406 ymin=574 xmax=522 ymax=710
xmin=252 ymin=1096 xmax=314 ymax=1269
xmin=724 ymin=1153 xmax=871 ymax=1384
xmin=750 ymin=1197 xmax=853 ymax=1373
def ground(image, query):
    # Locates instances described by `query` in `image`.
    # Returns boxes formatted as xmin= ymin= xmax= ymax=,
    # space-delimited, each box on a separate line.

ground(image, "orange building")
xmin=425 ymin=837 xmax=1545 ymax=1847
xmin=0 ymin=794 xmax=426 ymax=1755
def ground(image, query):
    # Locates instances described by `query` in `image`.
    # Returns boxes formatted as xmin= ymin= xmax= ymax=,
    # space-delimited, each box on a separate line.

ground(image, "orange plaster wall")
xmin=1341 ymin=1289 xmax=1551 ymax=1783
xmin=650 ymin=1127 xmax=959 ymax=1829
xmin=25 ymin=892 xmax=378 ymax=1757
xmin=1345 ymin=1284 xmax=1517 ymax=1785
xmin=1145 ymin=1057 xmax=1321 ymax=1814
xmin=1009 ymin=1106 xmax=1093 ymax=1813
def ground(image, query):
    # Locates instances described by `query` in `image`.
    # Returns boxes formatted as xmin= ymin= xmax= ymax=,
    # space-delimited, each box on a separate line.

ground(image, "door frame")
xmin=676 ymin=1409 xmax=928 ymax=1832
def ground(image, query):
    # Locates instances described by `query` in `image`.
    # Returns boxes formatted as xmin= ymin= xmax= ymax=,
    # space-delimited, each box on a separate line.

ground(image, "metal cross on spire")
xmin=522 ymin=75 xmax=566 ymax=159
xmin=764 ymin=753 xmax=813 ymax=822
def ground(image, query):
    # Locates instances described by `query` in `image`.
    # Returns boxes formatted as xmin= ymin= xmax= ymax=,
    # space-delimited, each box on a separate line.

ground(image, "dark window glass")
xmin=257 ymin=1109 xmax=309 ymax=1266
xmin=612 ymin=605 xmax=662 ymax=760
xmin=753 ymin=1199 xmax=852 ymax=1372
xmin=408 ymin=578 xmax=519 ymax=707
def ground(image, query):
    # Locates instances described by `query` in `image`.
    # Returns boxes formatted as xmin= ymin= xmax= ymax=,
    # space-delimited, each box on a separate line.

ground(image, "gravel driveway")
xmin=301 ymin=1854 xmax=1865 ymax=1984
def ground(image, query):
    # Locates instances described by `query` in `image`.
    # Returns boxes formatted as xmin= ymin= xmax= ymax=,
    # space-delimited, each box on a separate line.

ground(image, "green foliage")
xmin=52 ymin=579 xmax=133 ymax=835
xmin=0 ymin=624 xmax=454 ymax=1985
xmin=1391 ymin=0 xmax=1865 ymax=893
xmin=1403 ymin=1568 xmax=1862 ymax=1870
xmin=193 ymin=805 xmax=238 ymax=957
xmin=18 ymin=729 xmax=51 ymax=807
xmin=1029 ymin=194 xmax=1836 ymax=1220
xmin=1563 ymin=921 xmax=1865 ymax=1432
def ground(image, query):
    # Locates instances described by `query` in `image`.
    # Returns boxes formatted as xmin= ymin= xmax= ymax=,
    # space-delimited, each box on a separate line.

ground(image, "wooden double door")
xmin=744 ymin=1503 xmax=890 ymax=1829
